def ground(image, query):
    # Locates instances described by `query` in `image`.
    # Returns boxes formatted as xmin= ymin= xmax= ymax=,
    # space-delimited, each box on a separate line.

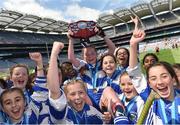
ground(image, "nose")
xmin=156 ymin=77 xmax=163 ymax=86
xmin=124 ymin=84 xmax=129 ymax=90
xmin=74 ymin=93 xmax=80 ymax=99
xmin=12 ymin=101 xmax=17 ymax=108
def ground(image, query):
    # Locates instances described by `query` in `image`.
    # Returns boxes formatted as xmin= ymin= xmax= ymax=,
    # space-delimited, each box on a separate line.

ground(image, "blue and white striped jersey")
xmin=127 ymin=64 xmax=180 ymax=124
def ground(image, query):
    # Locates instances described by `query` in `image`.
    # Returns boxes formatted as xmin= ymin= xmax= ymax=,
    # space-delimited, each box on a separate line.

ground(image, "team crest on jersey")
xmin=129 ymin=112 xmax=137 ymax=122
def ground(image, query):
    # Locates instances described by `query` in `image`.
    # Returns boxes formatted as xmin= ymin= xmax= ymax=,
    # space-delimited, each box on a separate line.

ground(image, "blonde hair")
xmin=63 ymin=79 xmax=87 ymax=95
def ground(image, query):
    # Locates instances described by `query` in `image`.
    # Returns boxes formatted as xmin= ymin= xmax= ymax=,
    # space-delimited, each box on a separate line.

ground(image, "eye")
xmin=128 ymin=82 xmax=133 ymax=85
xmin=4 ymin=101 xmax=11 ymax=105
xmin=162 ymin=74 xmax=168 ymax=79
xmin=70 ymin=92 xmax=76 ymax=96
xmin=149 ymin=77 xmax=156 ymax=82
xmin=120 ymin=83 xmax=125 ymax=87
xmin=80 ymin=91 xmax=85 ymax=94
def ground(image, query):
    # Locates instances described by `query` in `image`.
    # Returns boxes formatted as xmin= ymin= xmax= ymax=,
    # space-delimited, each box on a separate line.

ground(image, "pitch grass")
xmin=139 ymin=48 xmax=180 ymax=65
xmin=0 ymin=48 xmax=180 ymax=78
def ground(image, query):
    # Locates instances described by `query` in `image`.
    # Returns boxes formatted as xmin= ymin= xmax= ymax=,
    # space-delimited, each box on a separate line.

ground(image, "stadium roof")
xmin=97 ymin=0 xmax=180 ymax=29
xmin=0 ymin=0 xmax=180 ymax=34
xmin=0 ymin=9 xmax=68 ymax=34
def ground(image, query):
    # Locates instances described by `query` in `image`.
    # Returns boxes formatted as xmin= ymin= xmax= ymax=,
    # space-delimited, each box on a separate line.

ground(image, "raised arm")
xmin=67 ymin=30 xmax=81 ymax=68
xmin=95 ymin=26 xmax=116 ymax=54
xmin=29 ymin=52 xmax=44 ymax=77
xmin=129 ymin=16 xmax=145 ymax=68
xmin=47 ymin=41 xmax=64 ymax=99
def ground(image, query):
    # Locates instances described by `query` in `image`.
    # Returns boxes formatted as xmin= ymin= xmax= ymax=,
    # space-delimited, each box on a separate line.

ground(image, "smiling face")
xmin=102 ymin=55 xmax=116 ymax=77
xmin=65 ymin=81 xmax=86 ymax=111
xmin=10 ymin=67 xmax=29 ymax=90
xmin=143 ymin=55 xmax=158 ymax=71
xmin=83 ymin=47 xmax=97 ymax=65
xmin=148 ymin=65 xmax=175 ymax=101
xmin=120 ymin=73 xmax=138 ymax=101
xmin=116 ymin=48 xmax=129 ymax=67
xmin=1 ymin=89 xmax=25 ymax=123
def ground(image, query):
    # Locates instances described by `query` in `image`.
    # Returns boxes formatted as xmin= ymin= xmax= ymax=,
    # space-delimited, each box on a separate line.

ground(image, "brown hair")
xmin=0 ymin=87 xmax=25 ymax=107
xmin=9 ymin=64 xmax=33 ymax=93
xmin=147 ymin=61 xmax=179 ymax=87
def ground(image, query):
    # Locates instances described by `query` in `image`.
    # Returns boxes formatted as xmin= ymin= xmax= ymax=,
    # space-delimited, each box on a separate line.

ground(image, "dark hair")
xmin=61 ymin=61 xmax=72 ymax=66
xmin=114 ymin=47 xmax=129 ymax=67
xmin=172 ymin=63 xmax=180 ymax=70
xmin=0 ymin=78 xmax=7 ymax=89
xmin=0 ymin=87 xmax=25 ymax=107
xmin=146 ymin=61 xmax=179 ymax=86
xmin=100 ymin=53 xmax=117 ymax=68
xmin=60 ymin=61 xmax=77 ymax=82
xmin=143 ymin=53 xmax=159 ymax=65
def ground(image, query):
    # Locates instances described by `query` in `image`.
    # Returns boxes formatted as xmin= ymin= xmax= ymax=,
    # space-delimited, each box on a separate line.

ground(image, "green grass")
xmin=139 ymin=48 xmax=180 ymax=64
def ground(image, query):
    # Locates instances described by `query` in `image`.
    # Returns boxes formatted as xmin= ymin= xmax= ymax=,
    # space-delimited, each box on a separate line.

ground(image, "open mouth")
xmin=18 ymin=80 xmax=25 ymax=85
xmin=158 ymin=86 xmax=169 ymax=96
xmin=11 ymin=108 xmax=21 ymax=116
xmin=124 ymin=90 xmax=132 ymax=96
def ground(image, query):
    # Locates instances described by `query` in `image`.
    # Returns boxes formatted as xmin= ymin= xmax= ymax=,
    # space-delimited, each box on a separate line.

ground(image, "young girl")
xmin=127 ymin=17 xmax=180 ymax=124
xmin=114 ymin=47 xmax=129 ymax=71
xmin=9 ymin=64 xmax=33 ymax=103
xmin=117 ymin=72 xmax=144 ymax=124
xmin=47 ymin=41 xmax=114 ymax=124
xmin=100 ymin=53 xmax=123 ymax=94
xmin=0 ymin=87 xmax=66 ymax=124
xmin=114 ymin=16 xmax=146 ymax=124
xmin=67 ymin=27 xmax=117 ymax=111
xmin=142 ymin=53 xmax=159 ymax=72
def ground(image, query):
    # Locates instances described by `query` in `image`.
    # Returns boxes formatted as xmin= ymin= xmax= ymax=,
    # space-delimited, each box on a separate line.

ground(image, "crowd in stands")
xmin=139 ymin=37 xmax=180 ymax=53
xmin=0 ymin=30 xmax=67 ymax=44
xmin=0 ymin=16 xmax=180 ymax=124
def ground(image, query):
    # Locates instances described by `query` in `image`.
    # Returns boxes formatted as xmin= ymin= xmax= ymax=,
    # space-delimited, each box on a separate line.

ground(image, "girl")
xmin=114 ymin=16 xmax=146 ymax=124
xmin=67 ymin=26 xmax=116 ymax=111
xmin=127 ymin=16 xmax=180 ymax=124
xmin=117 ymin=71 xmax=144 ymax=124
xmin=0 ymin=87 xmax=66 ymax=124
xmin=100 ymin=53 xmax=123 ymax=94
xmin=9 ymin=64 xmax=33 ymax=103
xmin=114 ymin=47 xmax=129 ymax=71
xmin=47 ymin=41 xmax=113 ymax=124
xmin=142 ymin=53 xmax=159 ymax=71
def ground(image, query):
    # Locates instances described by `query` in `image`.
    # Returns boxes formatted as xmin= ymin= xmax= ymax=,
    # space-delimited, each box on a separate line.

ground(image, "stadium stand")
xmin=0 ymin=0 xmax=180 ymax=70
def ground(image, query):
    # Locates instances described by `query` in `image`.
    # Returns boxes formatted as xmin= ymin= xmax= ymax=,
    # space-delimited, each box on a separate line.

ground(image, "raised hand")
xmin=130 ymin=16 xmax=146 ymax=45
xmin=67 ymin=30 xmax=74 ymax=40
xmin=29 ymin=52 xmax=42 ymax=64
xmin=95 ymin=25 xmax=106 ymax=38
xmin=51 ymin=41 xmax=64 ymax=56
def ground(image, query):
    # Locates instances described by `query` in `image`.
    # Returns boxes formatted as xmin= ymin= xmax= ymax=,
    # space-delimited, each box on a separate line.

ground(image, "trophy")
xmin=68 ymin=20 xmax=105 ymax=47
